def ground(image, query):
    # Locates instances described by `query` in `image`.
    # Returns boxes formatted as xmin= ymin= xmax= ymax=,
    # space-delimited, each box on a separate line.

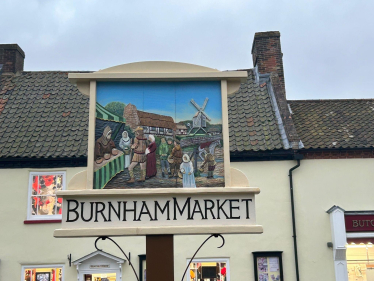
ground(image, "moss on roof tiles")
xmin=289 ymin=100 xmax=374 ymax=149
xmin=228 ymin=69 xmax=283 ymax=152
xmin=0 ymin=72 xmax=89 ymax=159
xmin=1 ymin=68 xmax=285 ymax=158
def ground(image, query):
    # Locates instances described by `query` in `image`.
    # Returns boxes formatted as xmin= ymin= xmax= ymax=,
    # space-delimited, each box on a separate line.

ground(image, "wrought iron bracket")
xmin=67 ymin=254 xmax=72 ymax=267
xmin=181 ymin=234 xmax=225 ymax=281
xmin=95 ymin=236 xmax=140 ymax=281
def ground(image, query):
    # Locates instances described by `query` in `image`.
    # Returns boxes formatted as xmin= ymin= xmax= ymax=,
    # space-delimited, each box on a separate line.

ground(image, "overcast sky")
xmin=1 ymin=0 xmax=373 ymax=100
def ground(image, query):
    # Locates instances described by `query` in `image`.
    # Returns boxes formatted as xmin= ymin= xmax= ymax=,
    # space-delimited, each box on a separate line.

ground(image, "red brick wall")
xmin=252 ymin=31 xmax=285 ymax=92
xmin=123 ymin=103 xmax=140 ymax=129
xmin=301 ymin=149 xmax=374 ymax=159
xmin=0 ymin=44 xmax=25 ymax=73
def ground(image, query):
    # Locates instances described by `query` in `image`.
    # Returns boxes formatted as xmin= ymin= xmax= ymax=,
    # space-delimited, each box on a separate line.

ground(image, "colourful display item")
xmin=31 ymin=174 xmax=63 ymax=216
xmin=94 ymin=81 xmax=225 ymax=189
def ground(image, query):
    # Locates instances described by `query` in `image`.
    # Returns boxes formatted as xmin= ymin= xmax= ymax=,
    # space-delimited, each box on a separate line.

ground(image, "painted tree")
xmin=105 ymin=101 xmax=126 ymax=117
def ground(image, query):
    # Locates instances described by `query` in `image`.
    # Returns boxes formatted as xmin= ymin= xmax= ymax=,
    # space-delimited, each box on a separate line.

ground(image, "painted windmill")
xmin=188 ymin=98 xmax=211 ymax=135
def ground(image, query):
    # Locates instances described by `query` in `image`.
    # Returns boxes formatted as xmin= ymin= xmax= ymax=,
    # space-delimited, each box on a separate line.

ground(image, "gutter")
xmin=289 ymin=154 xmax=303 ymax=281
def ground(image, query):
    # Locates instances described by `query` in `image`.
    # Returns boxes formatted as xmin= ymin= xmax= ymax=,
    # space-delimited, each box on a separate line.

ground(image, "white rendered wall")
xmin=1 ymin=158 xmax=374 ymax=281
xmin=0 ymin=167 xmax=145 ymax=281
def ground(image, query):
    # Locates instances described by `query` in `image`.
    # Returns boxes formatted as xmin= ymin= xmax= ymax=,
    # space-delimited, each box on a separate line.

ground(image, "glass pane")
xmin=189 ymin=261 xmax=226 ymax=281
xmin=92 ymin=272 xmax=116 ymax=281
xmin=24 ymin=267 xmax=63 ymax=281
xmin=24 ymin=269 xmax=32 ymax=281
xmin=32 ymin=175 xmax=40 ymax=195
xmin=32 ymin=196 xmax=57 ymax=216
xmin=347 ymin=244 xmax=374 ymax=281
xmin=31 ymin=197 xmax=40 ymax=216
xmin=56 ymin=175 xmax=63 ymax=189
xmin=40 ymin=175 xmax=56 ymax=189
xmin=257 ymin=257 xmax=281 ymax=281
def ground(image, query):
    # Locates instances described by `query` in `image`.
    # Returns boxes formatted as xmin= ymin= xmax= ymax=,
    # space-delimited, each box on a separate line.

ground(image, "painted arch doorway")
xmin=73 ymin=251 xmax=125 ymax=281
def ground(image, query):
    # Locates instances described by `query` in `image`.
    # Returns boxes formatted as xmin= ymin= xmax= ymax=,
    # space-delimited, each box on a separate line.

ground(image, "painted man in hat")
xmin=169 ymin=139 xmax=183 ymax=178
xmin=127 ymin=126 xmax=147 ymax=183
xmin=94 ymin=125 xmax=118 ymax=164
xmin=159 ymin=137 xmax=171 ymax=178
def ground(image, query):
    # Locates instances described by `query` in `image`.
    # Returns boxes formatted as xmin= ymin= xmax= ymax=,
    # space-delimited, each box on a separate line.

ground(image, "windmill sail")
xmin=201 ymin=98 xmax=208 ymax=111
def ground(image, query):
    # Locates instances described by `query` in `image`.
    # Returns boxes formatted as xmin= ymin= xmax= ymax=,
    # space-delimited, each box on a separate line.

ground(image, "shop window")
xmin=187 ymin=258 xmax=229 ymax=281
xmin=347 ymin=242 xmax=374 ymax=281
xmin=22 ymin=265 xmax=64 ymax=281
xmin=27 ymin=172 xmax=66 ymax=220
xmin=253 ymin=252 xmax=283 ymax=281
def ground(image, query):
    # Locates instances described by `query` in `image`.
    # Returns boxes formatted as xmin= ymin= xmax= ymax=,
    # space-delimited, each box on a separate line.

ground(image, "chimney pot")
xmin=0 ymin=44 xmax=25 ymax=74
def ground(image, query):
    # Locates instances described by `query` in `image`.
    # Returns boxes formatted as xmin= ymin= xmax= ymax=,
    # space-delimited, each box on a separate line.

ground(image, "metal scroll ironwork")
xmin=95 ymin=236 xmax=140 ymax=281
xmin=181 ymin=234 xmax=225 ymax=281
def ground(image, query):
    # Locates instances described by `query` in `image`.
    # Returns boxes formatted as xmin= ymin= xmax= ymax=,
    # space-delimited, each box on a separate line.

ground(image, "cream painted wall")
xmin=1 ymin=158 xmax=373 ymax=281
xmin=0 ymin=167 xmax=145 ymax=281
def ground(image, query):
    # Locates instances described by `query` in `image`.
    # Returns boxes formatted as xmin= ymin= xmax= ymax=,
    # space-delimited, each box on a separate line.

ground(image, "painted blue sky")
xmin=97 ymin=81 xmax=222 ymax=124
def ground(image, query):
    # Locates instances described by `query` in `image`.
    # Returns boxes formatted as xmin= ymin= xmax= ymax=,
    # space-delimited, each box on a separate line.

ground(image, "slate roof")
xmin=289 ymin=99 xmax=374 ymax=149
xmin=228 ymin=69 xmax=284 ymax=152
xmin=0 ymin=71 xmax=89 ymax=158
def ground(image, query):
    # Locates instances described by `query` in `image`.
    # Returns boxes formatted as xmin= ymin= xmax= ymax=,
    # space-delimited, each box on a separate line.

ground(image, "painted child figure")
xmin=200 ymin=148 xmax=216 ymax=178
xmin=180 ymin=154 xmax=196 ymax=188
xmin=119 ymin=130 xmax=131 ymax=168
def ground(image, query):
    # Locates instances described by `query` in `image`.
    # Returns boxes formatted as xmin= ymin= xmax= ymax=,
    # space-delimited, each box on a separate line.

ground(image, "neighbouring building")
xmin=1 ymin=31 xmax=374 ymax=281
xmin=176 ymin=122 xmax=188 ymax=135
xmin=124 ymin=103 xmax=175 ymax=136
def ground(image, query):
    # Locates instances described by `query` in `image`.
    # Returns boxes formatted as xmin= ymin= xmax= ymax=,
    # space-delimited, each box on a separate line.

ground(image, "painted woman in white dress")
xmin=180 ymin=154 xmax=196 ymax=188
xmin=119 ymin=131 xmax=131 ymax=168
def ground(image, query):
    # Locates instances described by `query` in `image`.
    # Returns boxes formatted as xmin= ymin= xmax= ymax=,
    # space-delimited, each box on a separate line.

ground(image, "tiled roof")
xmin=0 ymin=71 xmax=89 ymax=158
xmin=289 ymin=99 xmax=374 ymax=149
xmin=137 ymin=110 xmax=176 ymax=130
xmin=228 ymin=69 xmax=284 ymax=152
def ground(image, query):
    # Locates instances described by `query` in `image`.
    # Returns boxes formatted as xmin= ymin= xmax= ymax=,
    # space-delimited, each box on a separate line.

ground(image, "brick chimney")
xmin=124 ymin=103 xmax=140 ymax=130
xmin=251 ymin=31 xmax=285 ymax=92
xmin=0 ymin=44 xmax=25 ymax=74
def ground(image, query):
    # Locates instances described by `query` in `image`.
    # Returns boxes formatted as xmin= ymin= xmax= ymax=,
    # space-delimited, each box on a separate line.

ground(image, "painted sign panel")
xmin=345 ymin=214 xmax=374 ymax=232
xmin=94 ymin=81 xmax=224 ymax=189
xmin=54 ymin=188 xmax=262 ymax=237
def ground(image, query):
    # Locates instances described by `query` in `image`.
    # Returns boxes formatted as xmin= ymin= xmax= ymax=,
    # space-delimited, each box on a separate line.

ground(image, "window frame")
xmin=21 ymin=264 xmax=65 ymax=281
xmin=27 ymin=171 xmax=66 ymax=221
xmin=252 ymin=251 xmax=284 ymax=281
xmin=185 ymin=257 xmax=230 ymax=281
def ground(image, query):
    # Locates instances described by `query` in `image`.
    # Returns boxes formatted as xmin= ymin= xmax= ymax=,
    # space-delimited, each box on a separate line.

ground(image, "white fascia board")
xmin=68 ymin=71 xmax=248 ymax=83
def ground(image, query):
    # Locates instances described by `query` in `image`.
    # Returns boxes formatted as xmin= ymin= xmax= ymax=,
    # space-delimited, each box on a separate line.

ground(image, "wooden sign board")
xmin=54 ymin=188 xmax=262 ymax=237
xmin=54 ymin=62 xmax=263 ymax=237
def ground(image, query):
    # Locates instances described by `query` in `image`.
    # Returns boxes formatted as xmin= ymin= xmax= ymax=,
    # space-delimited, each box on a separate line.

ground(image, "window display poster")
xmin=269 ymin=257 xmax=279 ymax=272
xmin=259 ymin=273 xmax=269 ymax=281
xmin=257 ymin=257 xmax=268 ymax=272
xmin=257 ymin=257 xmax=281 ymax=281
xmin=36 ymin=272 xmax=50 ymax=281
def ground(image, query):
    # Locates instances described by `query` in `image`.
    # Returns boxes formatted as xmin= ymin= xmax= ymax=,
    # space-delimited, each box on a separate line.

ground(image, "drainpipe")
xmin=289 ymin=154 xmax=303 ymax=281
